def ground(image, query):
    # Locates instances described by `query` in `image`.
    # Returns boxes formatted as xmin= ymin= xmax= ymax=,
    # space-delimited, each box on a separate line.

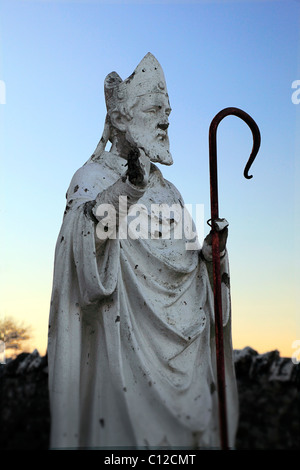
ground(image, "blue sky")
xmin=0 ymin=0 xmax=299 ymax=358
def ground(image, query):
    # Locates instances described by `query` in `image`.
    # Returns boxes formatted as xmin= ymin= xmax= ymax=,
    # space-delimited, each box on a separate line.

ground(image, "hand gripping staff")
xmin=208 ymin=107 xmax=261 ymax=449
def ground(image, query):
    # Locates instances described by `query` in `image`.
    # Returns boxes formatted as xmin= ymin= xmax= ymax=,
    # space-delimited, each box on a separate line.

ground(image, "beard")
xmin=125 ymin=128 xmax=173 ymax=166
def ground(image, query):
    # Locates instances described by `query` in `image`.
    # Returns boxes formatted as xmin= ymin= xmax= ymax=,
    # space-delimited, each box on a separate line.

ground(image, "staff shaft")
xmin=208 ymin=107 xmax=261 ymax=450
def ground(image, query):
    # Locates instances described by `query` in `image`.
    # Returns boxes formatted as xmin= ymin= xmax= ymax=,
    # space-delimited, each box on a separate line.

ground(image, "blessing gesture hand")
xmin=126 ymin=147 xmax=151 ymax=188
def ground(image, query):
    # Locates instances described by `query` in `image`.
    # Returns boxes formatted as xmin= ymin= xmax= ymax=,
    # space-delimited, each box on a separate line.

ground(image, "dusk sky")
xmin=0 ymin=0 xmax=299 ymax=358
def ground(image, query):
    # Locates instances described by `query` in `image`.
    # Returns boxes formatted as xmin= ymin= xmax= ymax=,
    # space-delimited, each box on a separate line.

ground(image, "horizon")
xmin=0 ymin=0 xmax=299 ymax=360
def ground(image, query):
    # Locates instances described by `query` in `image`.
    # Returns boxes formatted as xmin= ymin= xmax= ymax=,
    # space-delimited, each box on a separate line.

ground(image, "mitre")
xmin=104 ymin=52 xmax=169 ymax=113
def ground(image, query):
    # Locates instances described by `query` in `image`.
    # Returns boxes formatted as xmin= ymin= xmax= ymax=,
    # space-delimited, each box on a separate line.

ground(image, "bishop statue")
xmin=48 ymin=53 xmax=238 ymax=449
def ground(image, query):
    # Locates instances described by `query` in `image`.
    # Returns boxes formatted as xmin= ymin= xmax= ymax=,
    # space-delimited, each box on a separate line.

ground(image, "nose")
xmin=157 ymin=122 xmax=169 ymax=131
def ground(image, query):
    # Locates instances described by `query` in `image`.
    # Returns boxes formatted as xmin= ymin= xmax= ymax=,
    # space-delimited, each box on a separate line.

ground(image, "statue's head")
xmin=103 ymin=53 xmax=173 ymax=166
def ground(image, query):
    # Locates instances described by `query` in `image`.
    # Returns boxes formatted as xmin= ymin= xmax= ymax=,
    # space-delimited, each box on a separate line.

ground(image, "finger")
xmin=204 ymin=231 xmax=212 ymax=245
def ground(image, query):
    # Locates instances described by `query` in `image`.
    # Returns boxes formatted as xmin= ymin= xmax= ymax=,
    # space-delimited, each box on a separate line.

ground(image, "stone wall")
xmin=0 ymin=350 xmax=50 ymax=450
xmin=234 ymin=347 xmax=300 ymax=449
xmin=0 ymin=347 xmax=299 ymax=450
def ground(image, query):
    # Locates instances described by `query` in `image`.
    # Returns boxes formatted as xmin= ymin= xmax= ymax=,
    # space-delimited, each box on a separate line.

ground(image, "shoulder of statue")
xmin=73 ymin=154 xmax=108 ymax=184
xmin=66 ymin=154 xmax=109 ymax=201
xmin=163 ymin=177 xmax=184 ymax=204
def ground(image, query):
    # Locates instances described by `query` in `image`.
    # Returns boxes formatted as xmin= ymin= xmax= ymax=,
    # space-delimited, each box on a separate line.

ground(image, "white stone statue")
xmin=47 ymin=53 xmax=239 ymax=449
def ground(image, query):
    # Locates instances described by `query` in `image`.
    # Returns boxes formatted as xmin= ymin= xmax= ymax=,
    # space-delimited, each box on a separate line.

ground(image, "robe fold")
xmin=48 ymin=151 xmax=238 ymax=449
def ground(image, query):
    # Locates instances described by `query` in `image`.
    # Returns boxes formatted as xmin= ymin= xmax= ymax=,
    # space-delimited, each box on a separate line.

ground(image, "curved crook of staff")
xmin=208 ymin=107 xmax=261 ymax=450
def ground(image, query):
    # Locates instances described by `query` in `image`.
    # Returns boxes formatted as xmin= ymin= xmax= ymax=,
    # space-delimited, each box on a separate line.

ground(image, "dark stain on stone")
xmin=125 ymin=71 xmax=135 ymax=83
xmin=84 ymin=200 xmax=98 ymax=223
xmin=222 ymin=272 xmax=230 ymax=288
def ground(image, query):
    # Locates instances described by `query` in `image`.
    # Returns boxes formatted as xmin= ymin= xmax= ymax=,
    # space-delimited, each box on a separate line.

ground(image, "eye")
xmin=144 ymin=107 xmax=159 ymax=114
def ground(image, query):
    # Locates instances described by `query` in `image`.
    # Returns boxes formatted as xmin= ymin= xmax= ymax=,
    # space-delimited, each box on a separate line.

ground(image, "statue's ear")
xmin=110 ymin=110 xmax=128 ymax=133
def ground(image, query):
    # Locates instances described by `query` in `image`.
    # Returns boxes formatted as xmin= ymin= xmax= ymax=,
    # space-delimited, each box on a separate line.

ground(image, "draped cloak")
xmin=47 ymin=151 xmax=239 ymax=449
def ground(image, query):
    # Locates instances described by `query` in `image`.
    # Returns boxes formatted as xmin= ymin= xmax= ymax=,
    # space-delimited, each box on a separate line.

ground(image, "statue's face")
xmin=124 ymin=92 xmax=173 ymax=165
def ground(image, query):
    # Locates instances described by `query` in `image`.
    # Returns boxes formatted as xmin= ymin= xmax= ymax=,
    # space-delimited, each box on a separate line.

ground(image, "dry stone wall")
xmin=0 ymin=347 xmax=299 ymax=450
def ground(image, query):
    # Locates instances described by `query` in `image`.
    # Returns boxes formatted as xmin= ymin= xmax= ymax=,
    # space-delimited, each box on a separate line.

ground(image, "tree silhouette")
xmin=0 ymin=316 xmax=33 ymax=356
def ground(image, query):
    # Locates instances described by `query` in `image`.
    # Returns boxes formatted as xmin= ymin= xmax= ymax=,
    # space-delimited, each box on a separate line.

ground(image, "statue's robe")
xmin=48 ymin=151 xmax=238 ymax=449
